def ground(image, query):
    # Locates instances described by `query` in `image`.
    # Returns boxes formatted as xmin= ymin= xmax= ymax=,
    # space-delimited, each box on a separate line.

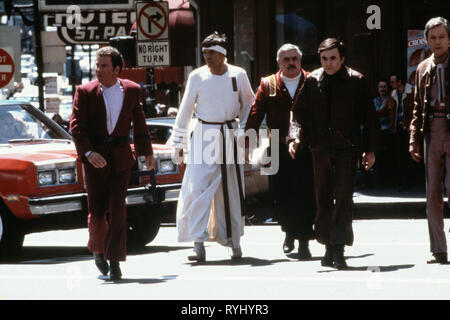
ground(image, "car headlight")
xmin=58 ymin=169 xmax=76 ymax=184
xmin=36 ymin=160 xmax=78 ymax=187
xmin=159 ymin=159 xmax=175 ymax=173
xmin=38 ymin=171 xmax=56 ymax=186
xmin=137 ymin=155 xmax=149 ymax=171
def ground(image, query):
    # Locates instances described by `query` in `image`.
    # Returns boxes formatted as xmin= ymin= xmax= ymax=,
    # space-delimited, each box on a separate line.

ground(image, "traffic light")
xmin=4 ymin=0 xmax=13 ymax=18
xmin=110 ymin=36 xmax=136 ymax=67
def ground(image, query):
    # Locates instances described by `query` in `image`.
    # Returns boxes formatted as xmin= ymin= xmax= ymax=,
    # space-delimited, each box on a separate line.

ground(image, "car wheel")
xmin=126 ymin=208 xmax=162 ymax=251
xmin=0 ymin=208 xmax=24 ymax=260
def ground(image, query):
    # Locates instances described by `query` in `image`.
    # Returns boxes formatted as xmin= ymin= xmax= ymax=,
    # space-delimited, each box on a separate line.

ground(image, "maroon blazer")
xmin=245 ymin=69 xmax=309 ymax=142
xmin=70 ymin=78 xmax=153 ymax=172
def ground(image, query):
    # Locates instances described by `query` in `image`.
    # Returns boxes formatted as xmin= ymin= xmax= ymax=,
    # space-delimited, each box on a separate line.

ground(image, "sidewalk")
xmin=354 ymin=185 xmax=442 ymax=219
xmin=246 ymin=185 xmax=450 ymax=223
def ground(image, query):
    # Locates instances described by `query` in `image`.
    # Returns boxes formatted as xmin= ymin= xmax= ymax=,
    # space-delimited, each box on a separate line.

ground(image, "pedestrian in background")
xmin=373 ymin=79 xmax=393 ymax=186
xmin=388 ymin=74 xmax=415 ymax=190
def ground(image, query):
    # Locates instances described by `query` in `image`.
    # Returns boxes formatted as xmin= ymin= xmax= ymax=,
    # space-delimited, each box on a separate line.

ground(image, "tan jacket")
xmin=410 ymin=55 xmax=450 ymax=145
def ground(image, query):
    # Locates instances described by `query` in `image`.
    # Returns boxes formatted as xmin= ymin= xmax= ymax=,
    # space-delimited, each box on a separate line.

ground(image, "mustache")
xmin=287 ymin=65 xmax=297 ymax=70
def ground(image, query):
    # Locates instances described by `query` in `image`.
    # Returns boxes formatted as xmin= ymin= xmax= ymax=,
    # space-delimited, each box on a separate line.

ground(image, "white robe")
xmin=171 ymin=64 xmax=255 ymax=247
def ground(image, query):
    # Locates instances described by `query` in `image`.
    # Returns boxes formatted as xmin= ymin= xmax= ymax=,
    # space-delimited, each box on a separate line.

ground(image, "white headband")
xmin=202 ymin=45 xmax=227 ymax=56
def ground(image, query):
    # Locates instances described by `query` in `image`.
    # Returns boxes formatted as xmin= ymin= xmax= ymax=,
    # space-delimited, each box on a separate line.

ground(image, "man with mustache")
xmin=409 ymin=17 xmax=450 ymax=264
xmin=245 ymin=44 xmax=315 ymax=259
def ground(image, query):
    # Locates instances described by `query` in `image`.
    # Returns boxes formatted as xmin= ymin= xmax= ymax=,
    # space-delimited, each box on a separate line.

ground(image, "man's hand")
xmin=361 ymin=151 xmax=375 ymax=171
xmin=409 ymin=143 xmax=422 ymax=163
xmin=288 ymin=139 xmax=300 ymax=159
xmin=87 ymin=151 xmax=107 ymax=168
xmin=173 ymin=148 xmax=184 ymax=165
xmin=146 ymin=155 xmax=156 ymax=171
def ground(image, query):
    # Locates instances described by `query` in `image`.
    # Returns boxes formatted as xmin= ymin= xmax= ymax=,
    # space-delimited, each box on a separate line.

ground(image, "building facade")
xmin=194 ymin=0 xmax=449 ymax=94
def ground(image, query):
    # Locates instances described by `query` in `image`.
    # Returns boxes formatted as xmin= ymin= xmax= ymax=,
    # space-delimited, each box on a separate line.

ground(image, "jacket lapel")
xmin=95 ymin=81 xmax=109 ymax=134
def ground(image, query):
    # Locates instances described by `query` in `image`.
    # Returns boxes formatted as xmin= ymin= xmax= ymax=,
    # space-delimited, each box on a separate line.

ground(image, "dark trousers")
xmin=85 ymin=165 xmax=131 ymax=261
xmin=271 ymin=144 xmax=315 ymax=241
xmin=311 ymin=148 xmax=357 ymax=246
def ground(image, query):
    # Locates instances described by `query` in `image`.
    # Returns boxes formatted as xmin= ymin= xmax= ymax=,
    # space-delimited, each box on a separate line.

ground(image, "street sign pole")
xmin=33 ymin=0 xmax=45 ymax=112
xmin=136 ymin=1 xmax=170 ymax=117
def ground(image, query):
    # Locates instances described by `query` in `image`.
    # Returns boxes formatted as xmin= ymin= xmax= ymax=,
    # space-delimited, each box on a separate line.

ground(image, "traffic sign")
xmin=0 ymin=48 xmax=14 ymax=89
xmin=136 ymin=1 xmax=170 ymax=67
xmin=137 ymin=1 xmax=169 ymax=41
xmin=137 ymin=40 xmax=170 ymax=67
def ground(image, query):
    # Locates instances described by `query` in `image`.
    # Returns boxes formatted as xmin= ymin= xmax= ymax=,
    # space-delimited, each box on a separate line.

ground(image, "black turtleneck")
xmin=323 ymin=66 xmax=346 ymax=123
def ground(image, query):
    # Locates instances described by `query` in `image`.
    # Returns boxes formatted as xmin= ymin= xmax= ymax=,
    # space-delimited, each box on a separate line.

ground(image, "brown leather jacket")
xmin=292 ymin=66 xmax=381 ymax=152
xmin=387 ymin=84 xmax=415 ymax=133
xmin=410 ymin=56 xmax=450 ymax=145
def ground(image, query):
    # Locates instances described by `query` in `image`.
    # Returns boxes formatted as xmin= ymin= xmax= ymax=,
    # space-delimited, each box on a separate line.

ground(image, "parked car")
xmin=0 ymin=100 xmax=183 ymax=259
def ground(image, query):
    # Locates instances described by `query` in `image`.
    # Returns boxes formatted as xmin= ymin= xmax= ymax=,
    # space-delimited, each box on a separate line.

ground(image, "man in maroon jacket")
xmin=245 ymin=44 xmax=315 ymax=259
xmin=70 ymin=46 xmax=155 ymax=280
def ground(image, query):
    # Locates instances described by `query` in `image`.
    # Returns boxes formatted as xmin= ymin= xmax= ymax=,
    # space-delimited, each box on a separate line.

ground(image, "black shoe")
xmin=333 ymin=245 xmax=348 ymax=270
xmin=283 ymin=234 xmax=295 ymax=254
xmin=298 ymin=241 xmax=312 ymax=260
xmin=109 ymin=261 xmax=122 ymax=281
xmin=321 ymin=245 xmax=334 ymax=267
xmin=94 ymin=253 xmax=109 ymax=276
xmin=427 ymin=252 xmax=448 ymax=264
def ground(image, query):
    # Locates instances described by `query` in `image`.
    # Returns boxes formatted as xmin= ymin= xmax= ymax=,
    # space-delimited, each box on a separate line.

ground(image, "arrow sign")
xmin=146 ymin=11 xmax=163 ymax=34
xmin=137 ymin=2 xmax=169 ymax=41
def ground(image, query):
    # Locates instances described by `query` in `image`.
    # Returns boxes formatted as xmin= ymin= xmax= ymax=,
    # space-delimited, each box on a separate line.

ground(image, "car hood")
xmin=0 ymin=140 xmax=174 ymax=164
xmin=0 ymin=141 xmax=77 ymax=164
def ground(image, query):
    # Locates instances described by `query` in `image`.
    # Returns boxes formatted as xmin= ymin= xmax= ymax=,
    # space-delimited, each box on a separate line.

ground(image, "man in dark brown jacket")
xmin=292 ymin=38 xmax=381 ymax=269
xmin=409 ymin=17 xmax=450 ymax=264
xmin=245 ymin=44 xmax=315 ymax=259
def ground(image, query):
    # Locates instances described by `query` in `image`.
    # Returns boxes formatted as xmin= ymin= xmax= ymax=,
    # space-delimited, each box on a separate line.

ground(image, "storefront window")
xmin=276 ymin=0 xmax=321 ymax=70
xmin=234 ymin=0 xmax=255 ymax=80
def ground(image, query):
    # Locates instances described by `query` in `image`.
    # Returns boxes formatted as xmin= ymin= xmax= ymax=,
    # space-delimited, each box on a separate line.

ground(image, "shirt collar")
xmin=100 ymin=79 xmax=120 ymax=91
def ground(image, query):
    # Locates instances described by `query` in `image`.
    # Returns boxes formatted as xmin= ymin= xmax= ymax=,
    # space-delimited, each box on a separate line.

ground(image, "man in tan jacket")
xmin=409 ymin=17 xmax=450 ymax=264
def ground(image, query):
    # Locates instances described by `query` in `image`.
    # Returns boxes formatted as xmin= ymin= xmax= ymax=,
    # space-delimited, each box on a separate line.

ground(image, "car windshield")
xmin=0 ymin=104 xmax=68 ymax=144
xmin=148 ymin=125 xmax=173 ymax=144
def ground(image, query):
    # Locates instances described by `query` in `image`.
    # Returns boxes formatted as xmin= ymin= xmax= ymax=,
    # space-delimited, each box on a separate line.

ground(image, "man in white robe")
xmin=171 ymin=32 xmax=255 ymax=262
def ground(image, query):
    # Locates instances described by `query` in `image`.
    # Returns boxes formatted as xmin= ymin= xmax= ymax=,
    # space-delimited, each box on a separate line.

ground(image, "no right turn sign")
xmin=137 ymin=1 xmax=169 ymax=41
xmin=136 ymin=1 xmax=170 ymax=67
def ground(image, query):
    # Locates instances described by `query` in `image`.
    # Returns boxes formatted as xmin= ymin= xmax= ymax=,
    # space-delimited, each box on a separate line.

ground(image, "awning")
xmin=119 ymin=66 xmax=183 ymax=85
xmin=130 ymin=0 xmax=196 ymax=67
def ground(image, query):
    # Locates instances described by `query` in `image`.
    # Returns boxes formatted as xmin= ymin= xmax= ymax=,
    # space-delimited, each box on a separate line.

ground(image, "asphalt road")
xmin=2 ymin=218 xmax=450 ymax=303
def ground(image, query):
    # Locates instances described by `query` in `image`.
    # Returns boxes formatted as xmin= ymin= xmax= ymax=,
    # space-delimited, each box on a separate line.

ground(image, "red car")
xmin=0 ymin=100 xmax=183 ymax=259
